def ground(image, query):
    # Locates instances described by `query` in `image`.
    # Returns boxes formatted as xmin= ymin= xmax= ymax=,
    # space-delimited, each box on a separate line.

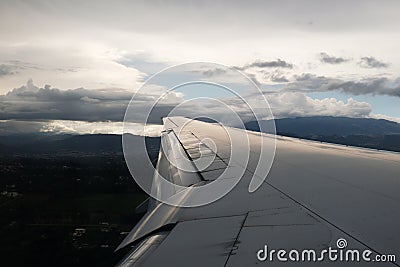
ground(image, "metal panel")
xmin=139 ymin=215 xmax=246 ymax=267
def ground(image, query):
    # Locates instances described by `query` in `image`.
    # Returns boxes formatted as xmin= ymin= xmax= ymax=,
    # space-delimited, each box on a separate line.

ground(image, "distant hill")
xmin=0 ymin=133 xmax=75 ymax=147
xmin=303 ymin=134 xmax=400 ymax=152
xmin=0 ymin=134 xmax=160 ymax=155
xmin=245 ymin=116 xmax=400 ymax=136
xmin=245 ymin=116 xmax=400 ymax=152
xmin=1 ymin=117 xmax=400 ymax=155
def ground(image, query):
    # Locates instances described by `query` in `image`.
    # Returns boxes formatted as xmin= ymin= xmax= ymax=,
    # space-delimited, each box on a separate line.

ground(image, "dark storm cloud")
xmin=236 ymin=59 xmax=294 ymax=70
xmin=287 ymin=73 xmax=400 ymax=97
xmin=319 ymin=52 xmax=350 ymax=64
xmin=0 ymin=80 xmax=180 ymax=123
xmin=358 ymin=57 xmax=389 ymax=68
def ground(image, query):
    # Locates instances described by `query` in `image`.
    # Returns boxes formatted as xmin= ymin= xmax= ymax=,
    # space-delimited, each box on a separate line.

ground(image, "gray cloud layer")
xmin=0 ymin=78 xmax=378 ymax=126
xmin=0 ymin=79 xmax=181 ymax=123
xmin=236 ymin=59 xmax=294 ymax=70
xmin=202 ymin=68 xmax=227 ymax=77
xmin=3 ymin=0 xmax=400 ymax=38
xmin=358 ymin=57 xmax=389 ymax=68
xmin=0 ymin=80 xmax=128 ymax=121
xmin=285 ymin=74 xmax=400 ymax=97
xmin=262 ymin=70 xmax=289 ymax=83
xmin=319 ymin=52 xmax=350 ymax=64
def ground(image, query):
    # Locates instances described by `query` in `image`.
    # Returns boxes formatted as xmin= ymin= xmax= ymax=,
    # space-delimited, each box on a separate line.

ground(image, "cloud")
xmin=0 ymin=78 xmax=397 ymax=135
xmin=270 ymin=75 xmax=289 ymax=83
xmin=0 ymin=120 xmax=163 ymax=136
xmin=358 ymin=57 xmax=389 ymax=68
xmin=285 ymin=74 xmax=400 ymax=97
xmin=0 ymin=64 xmax=16 ymax=77
xmin=262 ymin=69 xmax=289 ymax=83
xmin=1 ymin=1 xmax=400 ymax=97
xmin=2 ymin=60 xmax=81 ymax=73
xmin=244 ymin=73 xmax=262 ymax=87
xmin=115 ymin=53 xmax=169 ymax=78
xmin=319 ymin=52 xmax=350 ymax=64
xmin=236 ymin=59 xmax=294 ymax=70
xmin=0 ymin=80 xmax=182 ymax=123
xmin=40 ymin=120 xmax=163 ymax=136
xmin=202 ymin=68 xmax=227 ymax=77
xmin=0 ymin=60 xmax=86 ymax=87
xmin=265 ymin=92 xmax=372 ymax=118
xmin=157 ymin=89 xmax=374 ymax=124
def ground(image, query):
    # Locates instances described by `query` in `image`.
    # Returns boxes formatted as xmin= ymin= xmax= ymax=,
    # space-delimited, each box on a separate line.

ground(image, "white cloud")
xmin=1 ymin=0 xmax=400 ymax=93
xmin=266 ymin=92 xmax=372 ymax=118
xmin=40 ymin=120 xmax=163 ymax=136
xmin=0 ymin=119 xmax=163 ymax=136
xmin=0 ymin=42 xmax=146 ymax=93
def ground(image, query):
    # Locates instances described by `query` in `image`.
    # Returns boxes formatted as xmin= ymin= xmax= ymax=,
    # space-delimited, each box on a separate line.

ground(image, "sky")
xmin=0 ymin=0 xmax=400 ymax=135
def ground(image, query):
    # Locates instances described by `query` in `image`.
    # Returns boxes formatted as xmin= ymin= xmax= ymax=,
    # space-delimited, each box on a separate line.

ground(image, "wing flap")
xmin=135 ymin=215 xmax=246 ymax=267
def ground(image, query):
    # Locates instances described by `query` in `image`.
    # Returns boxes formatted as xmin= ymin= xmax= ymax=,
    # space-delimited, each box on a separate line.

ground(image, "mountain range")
xmin=0 ymin=116 xmax=399 ymax=154
xmin=245 ymin=116 xmax=400 ymax=136
xmin=245 ymin=116 xmax=400 ymax=152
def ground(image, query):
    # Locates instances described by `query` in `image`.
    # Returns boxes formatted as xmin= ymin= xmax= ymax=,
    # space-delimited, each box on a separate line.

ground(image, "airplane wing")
xmin=117 ymin=117 xmax=400 ymax=266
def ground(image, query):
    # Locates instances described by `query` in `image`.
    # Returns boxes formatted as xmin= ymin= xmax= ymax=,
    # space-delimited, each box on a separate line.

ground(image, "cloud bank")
xmin=285 ymin=74 xmax=400 ymax=97
xmin=0 ymin=79 xmax=183 ymax=123
xmin=265 ymin=92 xmax=371 ymax=118
xmin=0 ymin=80 xmax=380 ymax=131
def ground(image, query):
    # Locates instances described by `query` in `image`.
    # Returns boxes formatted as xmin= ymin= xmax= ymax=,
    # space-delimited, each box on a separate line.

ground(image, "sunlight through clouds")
xmin=40 ymin=120 xmax=163 ymax=136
